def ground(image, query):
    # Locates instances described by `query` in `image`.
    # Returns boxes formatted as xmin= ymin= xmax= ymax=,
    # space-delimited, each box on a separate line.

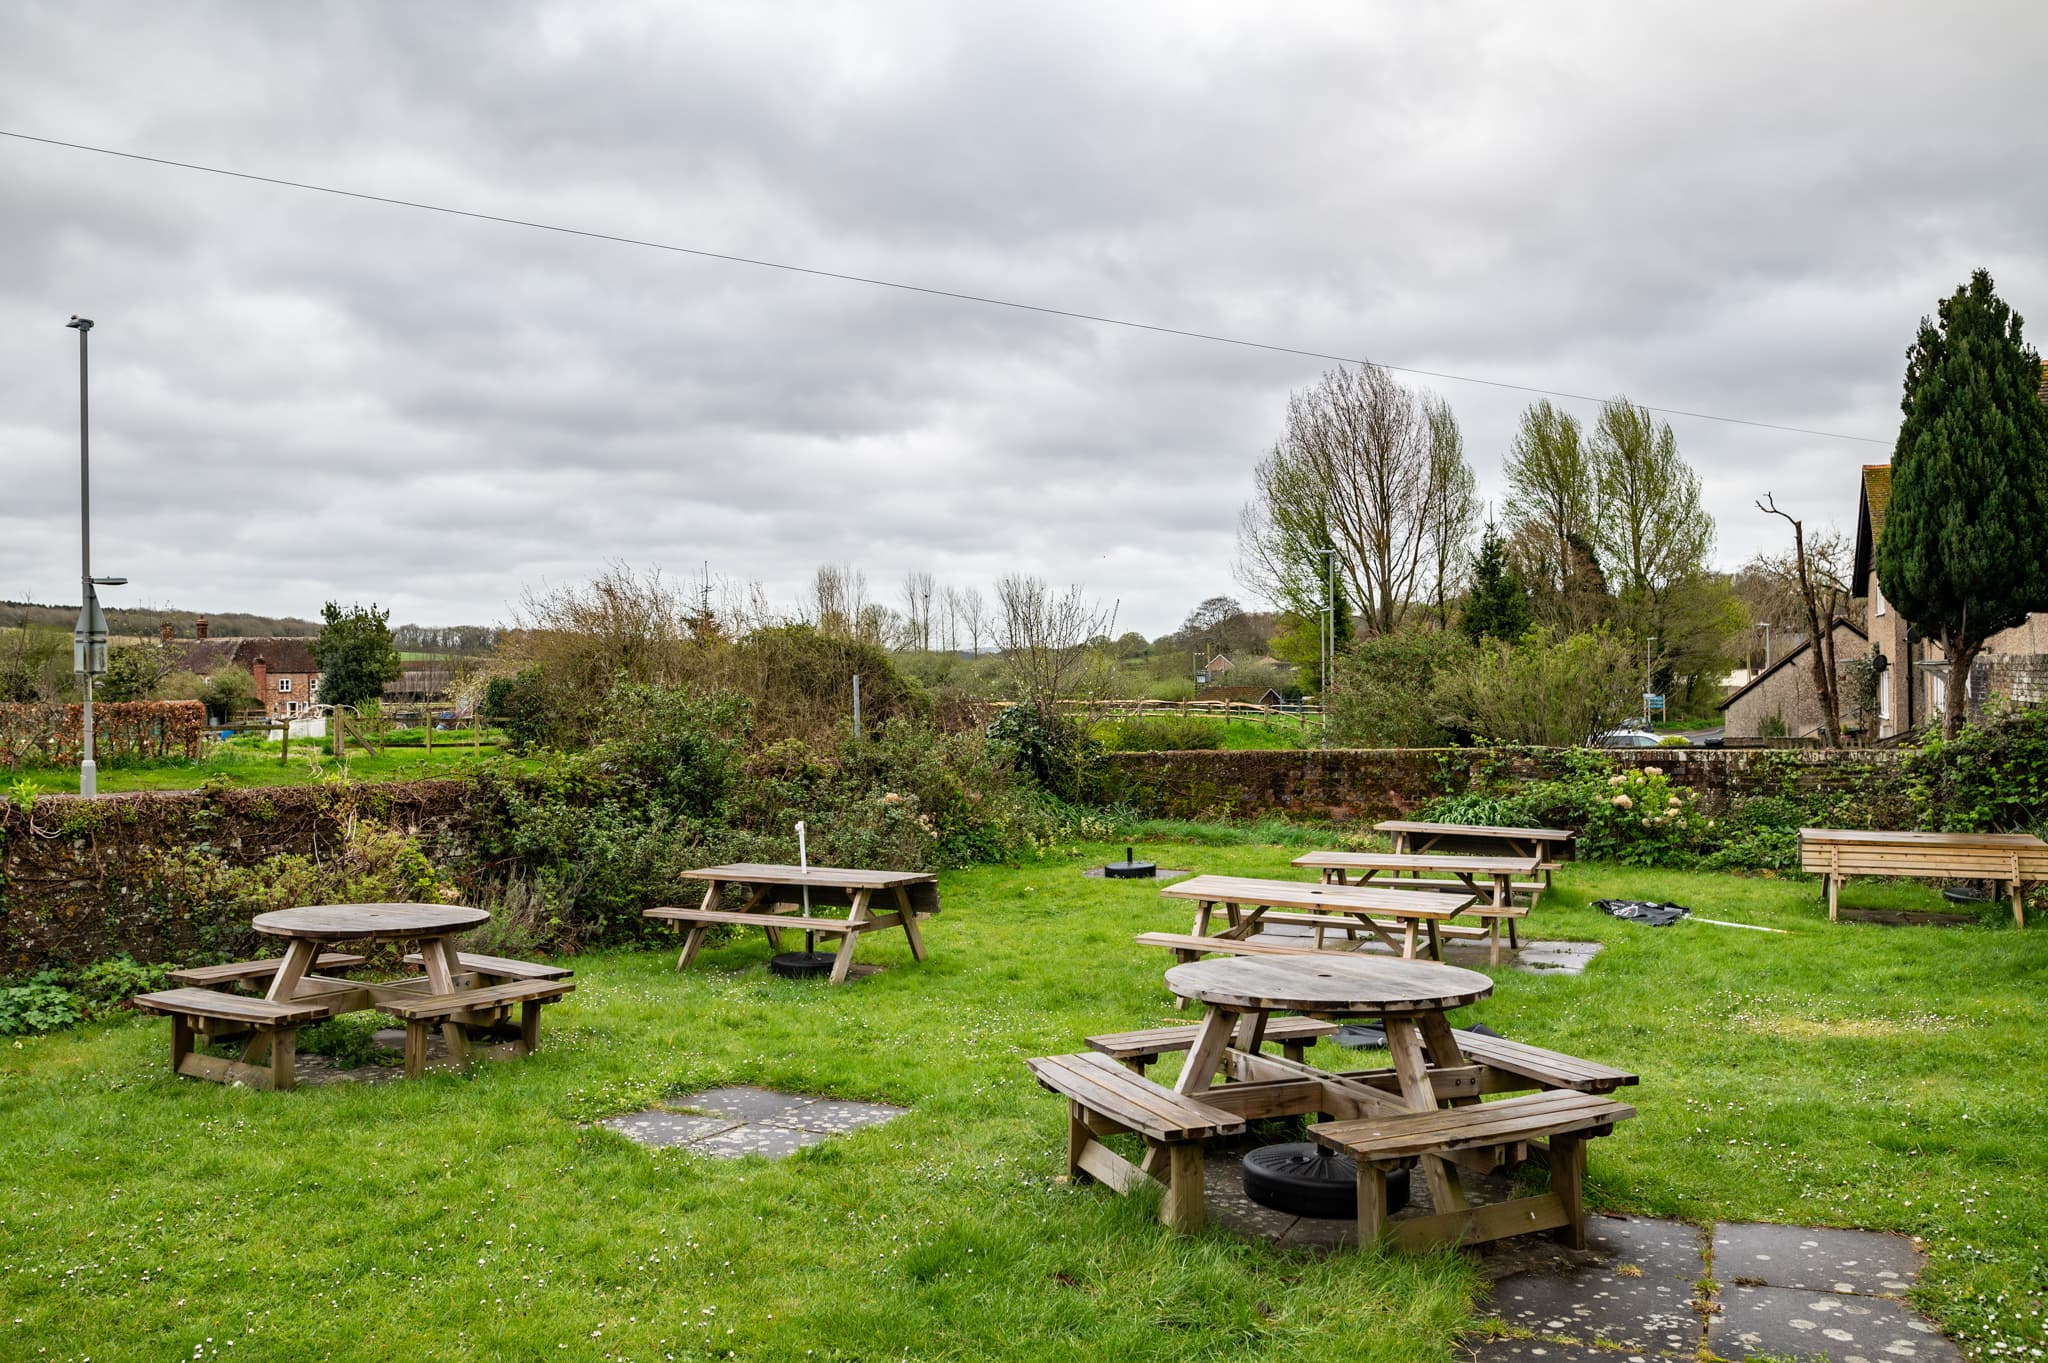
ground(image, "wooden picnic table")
xmin=646 ymin=863 xmax=940 ymax=984
xmin=1162 ymin=954 xmax=1629 ymax=1248
xmin=1292 ymin=850 xmax=1541 ymax=907
xmin=133 ymin=903 xmax=574 ymax=1087
xmin=1375 ymin=821 xmax=1574 ymax=880
xmin=1158 ymin=872 xmax=1478 ymax=961
xmin=1800 ymin=827 xmax=2048 ymax=926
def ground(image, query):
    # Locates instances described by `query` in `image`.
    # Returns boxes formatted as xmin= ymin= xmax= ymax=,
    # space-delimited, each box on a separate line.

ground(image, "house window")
xmin=1879 ymin=670 xmax=1891 ymax=721
xmin=285 ymin=700 xmax=301 ymax=716
xmin=1930 ymin=673 xmax=1946 ymax=715
xmin=310 ymin=676 xmax=320 ymax=696
xmin=1875 ymin=585 xmax=1886 ymax=617
xmin=277 ymin=677 xmax=293 ymax=693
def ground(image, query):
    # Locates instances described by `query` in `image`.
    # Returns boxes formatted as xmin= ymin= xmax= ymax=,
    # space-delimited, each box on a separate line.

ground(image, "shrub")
xmin=1905 ymin=701 xmax=2048 ymax=833
xmin=1430 ymin=628 xmax=1641 ymax=747
xmin=0 ymin=976 xmax=81 ymax=1036
xmin=297 ymin=1012 xmax=398 ymax=1068
xmin=1326 ymin=631 xmax=1472 ymax=747
xmin=986 ymin=703 xmax=1105 ymax=804
xmin=67 ymin=955 xmax=171 ymax=1019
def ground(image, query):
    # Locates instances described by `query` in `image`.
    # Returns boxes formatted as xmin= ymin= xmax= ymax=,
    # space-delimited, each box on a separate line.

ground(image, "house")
xmin=181 ymin=636 xmax=322 ymax=719
xmin=1195 ymin=684 xmax=1285 ymax=707
xmin=1716 ymin=619 xmax=1870 ymax=741
xmin=1855 ymin=362 xmax=2048 ymax=737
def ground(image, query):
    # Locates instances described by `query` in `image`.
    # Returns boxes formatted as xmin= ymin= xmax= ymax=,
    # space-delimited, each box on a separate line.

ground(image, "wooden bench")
xmin=132 ymin=987 xmax=338 ymax=1091
xmin=1086 ymin=1016 xmax=1339 ymax=1074
xmin=167 ymin=953 xmax=367 ymax=989
xmin=1801 ymin=827 xmax=2048 ymax=926
xmin=1450 ymin=1030 xmax=1638 ymax=1095
xmin=380 ymin=979 xmax=575 ymax=1077
xmin=1311 ymin=1088 xmax=1636 ymax=1250
xmin=400 ymin=950 xmax=574 ymax=983
xmin=1027 ymin=1052 xmax=1245 ymax=1229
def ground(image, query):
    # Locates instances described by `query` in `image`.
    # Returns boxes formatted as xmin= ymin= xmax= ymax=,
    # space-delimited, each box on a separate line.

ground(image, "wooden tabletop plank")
xmin=1799 ymin=828 xmax=2048 ymax=848
xmin=1164 ymin=954 xmax=1493 ymax=1014
xmin=1375 ymin=820 xmax=1574 ymax=840
xmin=1293 ymin=851 xmax=1542 ymax=875
xmin=252 ymin=903 xmax=491 ymax=941
xmin=1158 ymin=874 xmax=1478 ymax=914
xmin=681 ymin=863 xmax=938 ymax=887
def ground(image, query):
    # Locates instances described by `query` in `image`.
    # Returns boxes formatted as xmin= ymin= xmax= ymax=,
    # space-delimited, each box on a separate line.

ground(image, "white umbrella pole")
xmin=797 ymin=821 xmax=814 ymax=954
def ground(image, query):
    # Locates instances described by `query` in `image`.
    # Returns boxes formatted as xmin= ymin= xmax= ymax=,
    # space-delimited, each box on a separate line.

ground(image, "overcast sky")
xmin=3 ymin=2 xmax=2046 ymax=638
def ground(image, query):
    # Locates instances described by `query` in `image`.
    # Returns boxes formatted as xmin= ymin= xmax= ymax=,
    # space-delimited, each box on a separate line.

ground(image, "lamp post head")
xmin=67 ymin=316 xmax=93 ymax=332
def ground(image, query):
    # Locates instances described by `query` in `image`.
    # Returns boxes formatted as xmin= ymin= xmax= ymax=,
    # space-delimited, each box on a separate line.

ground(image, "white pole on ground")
xmin=796 ymin=820 xmax=814 ymax=954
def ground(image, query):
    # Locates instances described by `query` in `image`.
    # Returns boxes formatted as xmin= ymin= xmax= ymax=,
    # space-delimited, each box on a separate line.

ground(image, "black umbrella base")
xmin=1102 ymin=860 xmax=1158 ymax=879
xmin=769 ymin=951 xmax=838 ymax=980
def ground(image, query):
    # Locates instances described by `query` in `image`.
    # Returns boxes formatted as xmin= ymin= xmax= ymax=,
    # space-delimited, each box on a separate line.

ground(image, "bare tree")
xmin=939 ymin=586 xmax=961 ymax=653
xmin=1421 ymin=402 xmax=1480 ymax=628
xmin=957 ymin=585 xmax=988 ymax=656
xmin=1757 ymin=494 xmax=1852 ymax=746
xmin=1592 ymin=397 xmax=1715 ymax=623
xmin=806 ymin=564 xmax=872 ymax=640
xmin=899 ymin=570 xmax=937 ymax=652
xmin=994 ymin=574 xmax=1111 ymax=710
xmin=1236 ymin=364 xmax=1476 ymax=636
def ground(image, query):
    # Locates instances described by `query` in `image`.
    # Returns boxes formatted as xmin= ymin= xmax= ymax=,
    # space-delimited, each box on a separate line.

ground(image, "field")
xmin=2 ymin=842 xmax=2042 ymax=1362
xmin=8 ymin=730 xmax=529 ymax=794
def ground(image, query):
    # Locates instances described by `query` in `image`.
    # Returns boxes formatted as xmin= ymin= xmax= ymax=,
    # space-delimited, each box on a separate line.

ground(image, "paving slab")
xmin=1709 ymin=1284 xmax=1960 ymax=1363
xmin=1512 ymin=941 xmax=1603 ymax=976
xmin=1466 ymin=1338 xmax=1665 ymax=1363
xmin=1486 ymin=1217 xmax=1705 ymax=1354
xmin=599 ymin=1111 xmax=740 ymax=1148
xmin=773 ymin=1098 xmax=908 ymax=1134
xmin=672 ymin=1085 xmax=815 ymax=1121
xmin=694 ymin=1124 xmax=834 ymax=1159
xmin=1713 ymin=1222 xmax=1922 ymax=1297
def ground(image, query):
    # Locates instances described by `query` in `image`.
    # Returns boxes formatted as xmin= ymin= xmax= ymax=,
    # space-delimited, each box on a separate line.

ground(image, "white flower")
xmin=1643 ymin=765 xmax=1664 ymax=776
xmin=1611 ymin=794 xmax=1633 ymax=809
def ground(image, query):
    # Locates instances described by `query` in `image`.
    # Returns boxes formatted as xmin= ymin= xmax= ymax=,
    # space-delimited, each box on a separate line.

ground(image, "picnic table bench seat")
xmin=400 ymin=950 xmax=573 ymax=982
xmin=378 ymin=978 xmax=574 ymax=1077
xmin=167 ymin=953 xmax=367 ymax=988
xmin=1800 ymin=827 xmax=2046 ymax=926
xmin=1448 ymin=1030 xmax=1638 ymax=1094
xmin=641 ymin=906 xmax=871 ymax=933
xmin=1027 ymin=1051 xmax=1245 ymax=1229
xmin=132 ymin=987 xmax=338 ymax=1091
xmin=1087 ymin=1016 xmax=1338 ymax=1074
xmin=1311 ymin=1088 xmax=1636 ymax=1249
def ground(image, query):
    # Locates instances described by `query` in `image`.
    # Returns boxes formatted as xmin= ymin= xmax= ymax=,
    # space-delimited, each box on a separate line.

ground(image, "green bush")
xmin=0 ymin=976 xmax=81 ymax=1036
xmin=297 ymin=1011 xmax=398 ymax=1068
xmin=1325 ymin=631 xmax=1471 ymax=747
xmin=68 ymin=955 xmax=171 ymax=1019
xmin=1905 ymin=702 xmax=2048 ymax=833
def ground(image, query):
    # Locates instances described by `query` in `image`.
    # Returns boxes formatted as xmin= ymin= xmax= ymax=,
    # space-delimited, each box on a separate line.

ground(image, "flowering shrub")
xmin=1575 ymin=765 xmax=1706 ymax=865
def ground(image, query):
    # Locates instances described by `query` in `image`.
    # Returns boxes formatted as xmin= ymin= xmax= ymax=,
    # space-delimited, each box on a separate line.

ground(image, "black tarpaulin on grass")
xmin=1594 ymin=898 xmax=1691 ymax=927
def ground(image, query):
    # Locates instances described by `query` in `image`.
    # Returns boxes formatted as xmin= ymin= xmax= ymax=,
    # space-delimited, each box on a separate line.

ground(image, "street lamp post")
xmin=1644 ymin=635 xmax=1658 ymax=727
xmin=67 ymin=315 xmax=124 ymax=798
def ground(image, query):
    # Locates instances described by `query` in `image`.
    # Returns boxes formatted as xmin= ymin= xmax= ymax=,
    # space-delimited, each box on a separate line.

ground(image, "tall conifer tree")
xmin=1876 ymin=270 xmax=2048 ymax=737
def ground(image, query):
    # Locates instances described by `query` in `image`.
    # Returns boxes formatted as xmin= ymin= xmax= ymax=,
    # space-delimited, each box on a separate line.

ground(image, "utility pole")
xmin=1644 ymin=635 xmax=1658 ymax=726
xmin=67 ymin=316 xmax=124 ymax=798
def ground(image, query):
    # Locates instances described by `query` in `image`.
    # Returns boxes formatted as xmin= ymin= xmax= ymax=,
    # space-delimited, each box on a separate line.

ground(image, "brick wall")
xmin=0 ymin=781 xmax=473 ymax=975
xmin=1103 ymin=746 xmax=1901 ymax=824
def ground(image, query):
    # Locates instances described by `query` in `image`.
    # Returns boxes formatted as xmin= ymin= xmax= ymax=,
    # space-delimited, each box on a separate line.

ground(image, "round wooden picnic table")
xmin=252 ymin=903 xmax=490 ymax=1005
xmin=1165 ymin=952 xmax=1495 ymax=1216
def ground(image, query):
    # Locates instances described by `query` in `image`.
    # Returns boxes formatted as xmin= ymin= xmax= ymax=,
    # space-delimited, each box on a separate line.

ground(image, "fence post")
xmin=424 ymin=707 xmax=432 ymax=753
xmin=280 ymin=718 xmax=290 ymax=765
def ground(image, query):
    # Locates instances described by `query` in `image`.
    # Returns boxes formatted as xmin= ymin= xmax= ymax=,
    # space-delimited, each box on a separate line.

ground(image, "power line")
xmin=2 ymin=127 xmax=1891 ymax=446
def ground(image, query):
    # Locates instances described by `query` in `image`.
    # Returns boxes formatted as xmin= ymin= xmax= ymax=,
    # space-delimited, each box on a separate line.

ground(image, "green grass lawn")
xmin=2 ymin=846 xmax=2043 ymax=1362
xmin=11 ymin=735 xmax=531 ymax=794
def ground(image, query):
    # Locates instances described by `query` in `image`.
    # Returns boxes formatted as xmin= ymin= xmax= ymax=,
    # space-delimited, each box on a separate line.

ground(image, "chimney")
xmin=194 ymin=617 xmax=209 ymax=640
xmin=160 ymin=623 xmax=174 ymax=645
xmin=252 ymin=656 xmax=269 ymax=707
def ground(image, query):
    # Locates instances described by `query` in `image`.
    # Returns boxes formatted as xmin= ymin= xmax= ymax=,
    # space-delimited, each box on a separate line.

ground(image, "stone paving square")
xmin=598 ymin=1111 xmax=739 ymax=1147
xmin=1487 ymin=1215 xmax=1704 ymax=1355
xmin=1712 ymin=1222 xmax=1923 ymax=1297
xmin=603 ymin=1086 xmax=909 ymax=1160
xmin=1709 ymin=1284 xmax=1961 ymax=1363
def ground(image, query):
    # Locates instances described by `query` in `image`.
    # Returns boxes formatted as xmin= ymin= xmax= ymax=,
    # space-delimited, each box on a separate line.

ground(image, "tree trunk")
xmin=1942 ymin=638 xmax=1980 ymax=739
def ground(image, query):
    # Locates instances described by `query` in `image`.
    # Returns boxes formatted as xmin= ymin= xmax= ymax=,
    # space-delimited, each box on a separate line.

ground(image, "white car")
xmin=1592 ymin=728 xmax=1665 ymax=748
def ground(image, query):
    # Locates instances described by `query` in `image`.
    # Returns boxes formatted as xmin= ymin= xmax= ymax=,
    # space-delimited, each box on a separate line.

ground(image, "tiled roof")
xmin=181 ymin=637 xmax=321 ymax=674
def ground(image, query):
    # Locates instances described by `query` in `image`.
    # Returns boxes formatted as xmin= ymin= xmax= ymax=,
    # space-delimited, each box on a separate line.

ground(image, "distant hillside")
xmin=0 ymin=601 xmax=320 ymax=638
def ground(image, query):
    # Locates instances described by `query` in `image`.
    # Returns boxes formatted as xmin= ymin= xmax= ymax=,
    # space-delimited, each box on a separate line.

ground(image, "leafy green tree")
xmin=1876 ymin=270 xmax=2048 ymax=738
xmin=1590 ymin=396 xmax=1714 ymax=631
xmin=96 ymin=642 xmax=181 ymax=701
xmin=1503 ymin=400 xmax=1598 ymax=597
xmin=312 ymin=602 xmax=403 ymax=710
xmin=198 ymin=666 xmax=257 ymax=724
xmin=1431 ymin=628 xmax=1641 ymax=746
xmin=1461 ymin=527 xmax=1530 ymax=643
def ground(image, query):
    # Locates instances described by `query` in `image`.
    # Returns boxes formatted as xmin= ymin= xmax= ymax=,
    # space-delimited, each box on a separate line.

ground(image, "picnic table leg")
xmin=519 ymin=1000 xmax=543 ymax=1055
xmin=677 ymin=882 xmax=720 ymax=969
xmin=262 ymin=939 xmax=320 ymax=1003
xmin=268 ymin=1027 xmax=297 ymax=1091
xmin=1173 ymin=1004 xmax=1241 ymax=1096
xmin=1401 ymin=919 xmax=1418 ymax=959
xmin=1193 ymin=898 xmax=1215 ymax=937
xmin=1550 ymin=1132 xmax=1588 ymax=1249
xmin=421 ymin=937 xmax=470 ymax=1066
xmin=171 ymin=1013 xmax=195 ymax=1078
xmin=1355 ymin=1163 xmax=1391 ymax=1244
xmin=1383 ymin=1015 xmax=1468 ymax=1214
xmin=1417 ymin=1013 xmax=1477 ymax=1107
xmin=892 ymin=885 xmax=929 ymax=962
xmin=827 ymin=889 xmax=872 ymax=984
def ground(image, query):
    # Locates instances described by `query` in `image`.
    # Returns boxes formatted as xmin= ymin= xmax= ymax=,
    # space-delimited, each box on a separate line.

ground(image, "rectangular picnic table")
xmin=1375 ymin=821 xmax=1574 ymax=881
xmin=1800 ymin=827 xmax=2048 ymax=926
xmin=1293 ymin=850 xmax=1542 ymax=962
xmin=1157 ymin=873 xmax=1478 ymax=961
xmin=646 ymin=863 xmax=940 ymax=984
